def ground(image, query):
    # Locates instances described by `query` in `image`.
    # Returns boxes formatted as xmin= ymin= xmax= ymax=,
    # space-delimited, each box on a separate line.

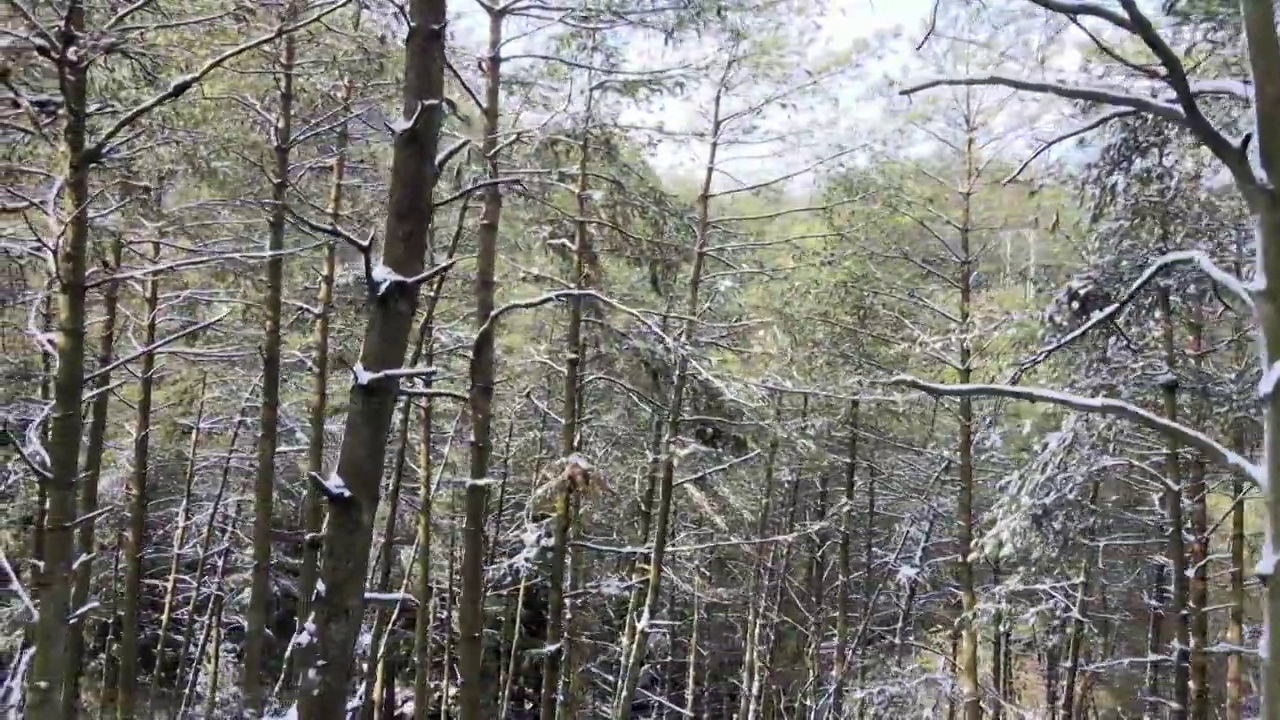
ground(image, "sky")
xmin=444 ymin=0 xmax=981 ymax=191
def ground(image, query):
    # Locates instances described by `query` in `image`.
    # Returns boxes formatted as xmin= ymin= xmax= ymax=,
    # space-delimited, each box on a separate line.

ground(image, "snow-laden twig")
xmin=85 ymin=309 xmax=231 ymax=382
xmin=385 ymin=99 xmax=439 ymax=137
xmin=2 ymin=550 xmax=37 ymax=621
xmin=887 ymin=375 xmax=1265 ymax=488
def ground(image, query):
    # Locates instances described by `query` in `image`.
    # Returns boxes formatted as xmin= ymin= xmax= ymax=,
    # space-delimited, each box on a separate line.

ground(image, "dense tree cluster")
xmin=2 ymin=1 xmax=1279 ymax=719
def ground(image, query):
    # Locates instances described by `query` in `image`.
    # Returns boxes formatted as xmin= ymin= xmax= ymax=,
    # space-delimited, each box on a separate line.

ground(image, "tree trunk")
xmin=1157 ymin=287 xmax=1190 ymax=720
xmin=956 ymin=115 xmax=981 ymax=720
xmin=540 ymin=83 xmax=595 ymax=720
xmin=62 ymin=233 xmax=123 ymax=717
xmin=297 ymin=0 xmax=449 ymax=714
xmin=612 ymin=77 xmax=720 ymax=720
xmin=26 ymin=2 xmax=90 ymax=714
xmin=118 ymin=231 xmax=161 ymax=720
xmin=244 ymin=4 xmax=297 ymax=710
xmin=458 ymin=7 xmax=505 ymax=720
xmin=293 ymin=21 xmax=353 ymax=692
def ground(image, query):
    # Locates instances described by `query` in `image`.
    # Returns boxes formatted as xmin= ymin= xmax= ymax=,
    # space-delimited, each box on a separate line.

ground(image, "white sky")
xmin=446 ymin=0 xmax=1007 ymax=190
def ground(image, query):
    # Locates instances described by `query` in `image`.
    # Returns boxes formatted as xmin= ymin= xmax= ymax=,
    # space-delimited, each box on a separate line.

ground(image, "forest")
xmin=1 ymin=0 xmax=1277 ymax=718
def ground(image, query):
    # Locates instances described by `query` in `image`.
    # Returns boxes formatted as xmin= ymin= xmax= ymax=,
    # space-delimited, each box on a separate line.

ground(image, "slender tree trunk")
xmin=458 ymin=8 xmax=505 ymax=720
xmin=831 ymin=401 xmax=859 ymax=719
xmin=118 ymin=232 xmax=161 ymax=720
xmin=1059 ymin=477 xmax=1100 ymax=720
xmin=149 ymin=373 xmax=209 ymax=715
xmin=685 ymin=574 xmax=700 ymax=717
xmin=613 ymin=77 xmax=721 ymax=720
xmin=62 ymin=234 xmax=123 ymax=717
xmin=540 ymin=84 xmax=595 ymax=720
xmin=411 ymin=364 xmax=460 ymax=719
xmin=297 ymin=0 xmax=448 ymax=714
xmin=26 ymin=3 xmax=91 ymax=713
xmin=1186 ymin=302 xmax=1209 ymax=720
xmin=956 ymin=119 xmax=981 ymax=720
xmin=737 ymin=399 xmax=782 ymax=720
xmin=1157 ymin=287 xmax=1190 ymax=720
xmin=244 ymin=5 xmax=297 ymax=711
xmin=293 ymin=34 xmax=353 ymax=692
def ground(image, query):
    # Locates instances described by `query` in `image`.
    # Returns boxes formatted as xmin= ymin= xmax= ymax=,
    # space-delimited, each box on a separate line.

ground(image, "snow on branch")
xmin=351 ymin=363 xmax=439 ymax=386
xmin=887 ymin=375 xmax=1265 ymax=488
xmin=308 ymin=471 xmax=354 ymax=502
xmin=368 ymin=257 xmax=460 ymax=297
xmin=1024 ymin=0 xmax=1135 ymax=30
xmin=384 ymin=99 xmax=439 ymax=138
xmin=1008 ymin=250 xmax=1253 ymax=385
xmin=899 ymin=75 xmax=1184 ymax=121
xmin=1 ymin=550 xmax=36 ymax=621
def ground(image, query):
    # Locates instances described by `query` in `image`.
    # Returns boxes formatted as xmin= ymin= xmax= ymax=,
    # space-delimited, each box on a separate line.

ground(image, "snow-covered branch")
xmin=1008 ymin=250 xmax=1253 ymax=384
xmin=900 ymin=75 xmax=1184 ymax=121
xmin=887 ymin=375 xmax=1265 ymax=488
xmin=308 ymin=471 xmax=354 ymax=502
xmin=368 ymin=257 xmax=460 ymax=297
xmin=350 ymin=363 xmax=439 ymax=386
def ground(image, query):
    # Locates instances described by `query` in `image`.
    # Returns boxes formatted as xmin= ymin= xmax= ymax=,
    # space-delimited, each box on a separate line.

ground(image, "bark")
xmin=296 ymin=0 xmax=449 ymax=713
xmin=62 ymin=234 xmax=123 ymax=717
xmin=1186 ymin=303 xmax=1209 ymax=720
xmin=293 ymin=16 xmax=353 ymax=691
xmin=244 ymin=4 xmax=298 ymax=710
xmin=685 ymin=574 xmax=700 ymax=717
xmin=458 ymin=8 xmax=506 ymax=720
xmin=540 ymin=84 xmax=595 ymax=720
xmin=26 ymin=3 xmax=90 ymax=714
xmin=118 ymin=231 xmax=161 ymax=720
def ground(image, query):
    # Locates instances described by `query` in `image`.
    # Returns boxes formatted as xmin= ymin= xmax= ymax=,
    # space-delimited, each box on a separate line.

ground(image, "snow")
xmin=386 ymin=101 xmax=424 ymax=136
xmin=293 ymin=619 xmax=318 ymax=648
xmin=364 ymin=591 xmax=414 ymax=603
xmin=68 ymin=601 xmax=100 ymax=623
xmin=369 ymin=262 xmax=410 ymax=296
xmin=1259 ymin=361 xmax=1280 ymax=399
xmin=321 ymin=473 xmax=352 ymax=499
xmin=352 ymin=362 xmax=377 ymax=386
xmin=71 ymin=552 xmax=95 ymax=573
xmin=266 ymin=703 xmax=299 ymax=720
